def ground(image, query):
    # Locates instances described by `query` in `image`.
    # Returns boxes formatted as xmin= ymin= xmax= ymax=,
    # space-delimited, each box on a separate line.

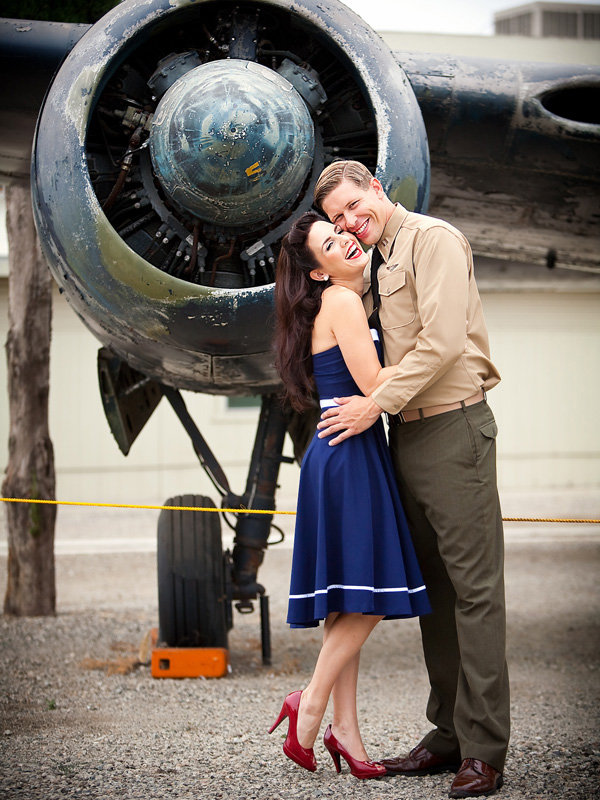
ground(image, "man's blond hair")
xmin=313 ymin=160 xmax=374 ymax=211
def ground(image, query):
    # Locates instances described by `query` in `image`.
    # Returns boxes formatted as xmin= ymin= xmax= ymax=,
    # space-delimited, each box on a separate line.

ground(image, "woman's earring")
xmin=309 ymin=269 xmax=329 ymax=282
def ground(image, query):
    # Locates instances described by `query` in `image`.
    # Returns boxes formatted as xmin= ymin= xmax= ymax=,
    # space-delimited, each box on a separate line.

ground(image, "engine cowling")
xmin=32 ymin=0 xmax=430 ymax=394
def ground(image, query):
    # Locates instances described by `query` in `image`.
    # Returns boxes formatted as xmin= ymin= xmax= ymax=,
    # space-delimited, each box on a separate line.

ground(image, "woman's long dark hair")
xmin=274 ymin=211 xmax=329 ymax=412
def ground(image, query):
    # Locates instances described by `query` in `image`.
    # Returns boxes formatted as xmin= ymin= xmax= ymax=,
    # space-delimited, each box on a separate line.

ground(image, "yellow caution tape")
xmin=0 ymin=497 xmax=599 ymax=523
xmin=0 ymin=497 xmax=293 ymax=515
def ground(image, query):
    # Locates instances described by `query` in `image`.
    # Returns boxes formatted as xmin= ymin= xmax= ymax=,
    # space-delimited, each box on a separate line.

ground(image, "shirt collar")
xmin=377 ymin=204 xmax=409 ymax=262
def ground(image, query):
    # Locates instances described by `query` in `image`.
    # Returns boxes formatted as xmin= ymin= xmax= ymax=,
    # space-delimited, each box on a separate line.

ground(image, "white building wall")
xmin=480 ymin=290 xmax=600 ymax=490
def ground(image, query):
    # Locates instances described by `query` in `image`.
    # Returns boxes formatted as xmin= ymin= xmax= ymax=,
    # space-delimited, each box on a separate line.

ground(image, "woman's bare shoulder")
xmin=321 ymin=285 xmax=363 ymax=311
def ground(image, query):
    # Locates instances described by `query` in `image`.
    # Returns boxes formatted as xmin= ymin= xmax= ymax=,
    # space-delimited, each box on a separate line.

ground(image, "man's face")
xmin=321 ymin=178 xmax=389 ymax=246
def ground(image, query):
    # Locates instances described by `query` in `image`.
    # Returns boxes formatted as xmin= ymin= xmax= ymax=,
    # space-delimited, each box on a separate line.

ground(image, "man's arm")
xmin=317 ymin=394 xmax=382 ymax=446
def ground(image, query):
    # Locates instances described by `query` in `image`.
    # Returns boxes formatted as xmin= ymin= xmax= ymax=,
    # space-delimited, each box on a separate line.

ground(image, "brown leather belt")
xmin=389 ymin=389 xmax=485 ymax=425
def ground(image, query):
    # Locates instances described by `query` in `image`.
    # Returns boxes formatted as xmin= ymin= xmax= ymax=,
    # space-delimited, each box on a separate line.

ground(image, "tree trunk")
xmin=2 ymin=182 xmax=56 ymax=616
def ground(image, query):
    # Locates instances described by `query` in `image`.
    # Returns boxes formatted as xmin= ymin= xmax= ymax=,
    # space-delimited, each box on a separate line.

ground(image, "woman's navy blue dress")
xmin=287 ymin=331 xmax=431 ymax=628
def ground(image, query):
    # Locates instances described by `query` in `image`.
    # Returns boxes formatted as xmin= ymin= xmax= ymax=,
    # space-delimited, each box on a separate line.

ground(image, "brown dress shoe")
xmin=448 ymin=758 xmax=503 ymax=797
xmin=381 ymin=743 xmax=461 ymax=776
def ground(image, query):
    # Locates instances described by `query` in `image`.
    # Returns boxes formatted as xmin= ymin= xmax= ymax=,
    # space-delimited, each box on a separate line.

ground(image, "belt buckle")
xmin=398 ymin=410 xmax=406 ymax=424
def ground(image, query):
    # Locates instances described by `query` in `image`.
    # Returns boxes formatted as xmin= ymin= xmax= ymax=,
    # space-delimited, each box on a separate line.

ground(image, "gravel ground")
xmin=0 ymin=512 xmax=599 ymax=800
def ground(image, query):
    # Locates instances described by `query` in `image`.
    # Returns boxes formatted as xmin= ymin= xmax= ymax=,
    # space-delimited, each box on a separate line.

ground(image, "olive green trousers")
xmin=389 ymin=399 xmax=510 ymax=772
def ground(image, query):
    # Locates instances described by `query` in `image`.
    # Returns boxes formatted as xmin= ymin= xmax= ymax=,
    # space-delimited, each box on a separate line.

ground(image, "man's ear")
xmin=309 ymin=269 xmax=329 ymax=282
xmin=370 ymin=177 xmax=384 ymax=196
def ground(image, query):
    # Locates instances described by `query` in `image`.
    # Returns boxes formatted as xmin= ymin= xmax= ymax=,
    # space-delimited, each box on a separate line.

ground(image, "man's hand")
xmin=317 ymin=395 xmax=382 ymax=446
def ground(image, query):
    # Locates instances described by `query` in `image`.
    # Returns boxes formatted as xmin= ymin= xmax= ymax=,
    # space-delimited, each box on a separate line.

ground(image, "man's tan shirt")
xmin=363 ymin=204 xmax=500 ymax=415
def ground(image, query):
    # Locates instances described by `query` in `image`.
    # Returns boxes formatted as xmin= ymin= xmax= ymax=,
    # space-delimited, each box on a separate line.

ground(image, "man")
xmin=313 ymin=160 xmax=510 ymax=798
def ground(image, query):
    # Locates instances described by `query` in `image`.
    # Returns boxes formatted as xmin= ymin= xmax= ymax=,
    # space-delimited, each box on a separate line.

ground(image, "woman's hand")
xmin=317 ymin=395 xmax=382 ymax=445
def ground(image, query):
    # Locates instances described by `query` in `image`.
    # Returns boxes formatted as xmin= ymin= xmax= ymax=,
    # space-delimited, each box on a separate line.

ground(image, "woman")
xmin=269 ymin=211 xmax=430 ymax=779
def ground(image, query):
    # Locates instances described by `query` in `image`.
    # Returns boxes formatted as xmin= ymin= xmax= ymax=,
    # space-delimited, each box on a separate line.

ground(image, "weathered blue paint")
xmin=0 ymin=18 xmax=89 ymax=179
xmin=400 ymin=52 xmax=600 ymax=180
xmin=30 ymin=0 xmax=429 ymax=395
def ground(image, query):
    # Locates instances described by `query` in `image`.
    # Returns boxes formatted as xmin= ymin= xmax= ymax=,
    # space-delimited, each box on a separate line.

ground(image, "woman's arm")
xmin=372 ymin=364 xmax=397 ymax=390
xmin=319 ymin=287 xmax=393 ymax=396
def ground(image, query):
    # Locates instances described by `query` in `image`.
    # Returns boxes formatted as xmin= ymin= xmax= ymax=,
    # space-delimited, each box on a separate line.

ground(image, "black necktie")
xmin=367 ymin=246 xmax=383 ymax=336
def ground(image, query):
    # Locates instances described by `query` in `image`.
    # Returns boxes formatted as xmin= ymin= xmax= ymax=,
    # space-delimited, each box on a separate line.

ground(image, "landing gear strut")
xmin=159 ymin=391 xmax=292 ymax=665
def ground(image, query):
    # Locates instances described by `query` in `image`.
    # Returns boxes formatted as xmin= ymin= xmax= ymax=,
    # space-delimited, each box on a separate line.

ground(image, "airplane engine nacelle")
xmin=32 ymin=0 xmax=430 ymax=395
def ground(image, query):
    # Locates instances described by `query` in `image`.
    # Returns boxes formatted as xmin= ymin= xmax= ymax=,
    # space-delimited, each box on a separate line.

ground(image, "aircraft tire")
xmin=157 ymin=494 xmax=228 ymax=648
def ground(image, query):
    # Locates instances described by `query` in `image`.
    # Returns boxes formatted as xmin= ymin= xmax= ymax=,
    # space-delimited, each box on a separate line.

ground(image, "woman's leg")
xmin=296 ymin=612 xmax=382 ymax=751
xmin=330 ymin=652 xmax=370 ymax=760
xmin=322 ymin=615 xmax=369 ymax=757
xmin=321 ymin=615 xmax=369 ymax=756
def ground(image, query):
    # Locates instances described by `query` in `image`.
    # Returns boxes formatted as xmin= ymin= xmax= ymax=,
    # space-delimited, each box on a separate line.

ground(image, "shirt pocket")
xmin=378 ymin=269 xmax=416 ymax=329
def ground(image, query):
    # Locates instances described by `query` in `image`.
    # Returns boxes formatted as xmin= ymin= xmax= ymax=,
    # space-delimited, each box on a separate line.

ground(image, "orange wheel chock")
xmin=148 ymin=629 xmax=229 ymax=679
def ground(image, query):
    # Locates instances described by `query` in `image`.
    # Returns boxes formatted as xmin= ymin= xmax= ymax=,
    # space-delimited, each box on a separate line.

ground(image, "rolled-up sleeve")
xmin=372 ymin=227 xmax=471 ymax=414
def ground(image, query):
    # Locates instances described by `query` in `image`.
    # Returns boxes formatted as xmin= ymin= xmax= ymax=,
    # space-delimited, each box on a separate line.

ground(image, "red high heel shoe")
xmin=323 ymin=724 xmax=386 ymax=779
xmin=268 ymin=691 xmax=317 ymax=772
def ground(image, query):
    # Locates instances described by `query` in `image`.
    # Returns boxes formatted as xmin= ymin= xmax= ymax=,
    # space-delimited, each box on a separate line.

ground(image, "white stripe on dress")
xmin=320 ymin=398 xmax=339 ymax=408
xmin=289 ymin=584 xmax=427 ymax=600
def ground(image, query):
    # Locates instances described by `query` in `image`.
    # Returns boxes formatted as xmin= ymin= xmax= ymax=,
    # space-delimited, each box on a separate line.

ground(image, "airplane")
xmin=1 ymin=0 xmax=598 ymax=665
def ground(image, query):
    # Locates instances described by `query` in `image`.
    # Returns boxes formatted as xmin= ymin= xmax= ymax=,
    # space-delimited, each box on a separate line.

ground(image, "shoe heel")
xmin=326 ymin=745 xmax=342 ymax=774
xmin=268 ymin=704 xmax=288 ymax=734
xmin=323 ymin=726 xmax=342 ymax=774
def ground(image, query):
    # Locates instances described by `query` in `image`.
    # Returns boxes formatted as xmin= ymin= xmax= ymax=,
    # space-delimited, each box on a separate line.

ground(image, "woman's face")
xmin=307 ymin=220 xmax=369 ymax=280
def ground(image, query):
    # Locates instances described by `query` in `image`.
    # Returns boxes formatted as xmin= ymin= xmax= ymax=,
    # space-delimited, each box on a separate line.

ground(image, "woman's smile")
xmin=346 ymin=241 xmax=362 ymax=260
